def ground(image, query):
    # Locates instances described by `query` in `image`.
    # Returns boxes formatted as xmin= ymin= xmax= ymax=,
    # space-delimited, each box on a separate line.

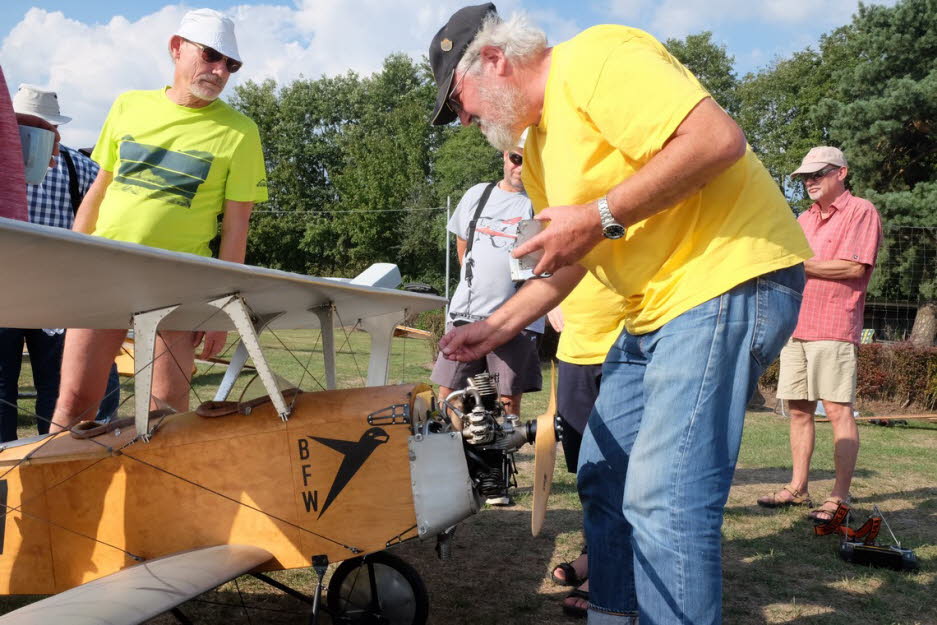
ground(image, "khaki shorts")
xmin=776 ymin=338 xmax=857 ymax=403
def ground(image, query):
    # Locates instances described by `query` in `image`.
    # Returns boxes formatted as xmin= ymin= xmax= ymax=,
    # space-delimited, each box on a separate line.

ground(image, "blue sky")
xmin=0 ymin=1 xmax=895 ymax=147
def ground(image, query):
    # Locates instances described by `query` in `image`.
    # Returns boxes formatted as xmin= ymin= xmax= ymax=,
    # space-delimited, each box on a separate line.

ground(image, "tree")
xmin=665 ymin=31 xmax=740 ymax=117
xmin=823 ymin=0 xmax=937 ymax=345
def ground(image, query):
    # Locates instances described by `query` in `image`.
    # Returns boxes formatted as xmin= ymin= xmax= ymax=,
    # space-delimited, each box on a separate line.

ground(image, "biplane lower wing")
xmin=0 ymin=217 xmax=443 ymax=331
xmin=0 ymin=544 xmax=272 ymax=624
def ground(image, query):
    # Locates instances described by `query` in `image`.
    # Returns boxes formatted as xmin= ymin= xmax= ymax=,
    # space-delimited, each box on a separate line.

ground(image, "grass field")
xmin=6 ymin=329 xmax=937 ymax=624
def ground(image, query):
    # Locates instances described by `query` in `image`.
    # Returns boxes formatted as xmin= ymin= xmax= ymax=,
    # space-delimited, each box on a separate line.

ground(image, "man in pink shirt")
xmin=758 ymin=146 xmax=882 ymax=523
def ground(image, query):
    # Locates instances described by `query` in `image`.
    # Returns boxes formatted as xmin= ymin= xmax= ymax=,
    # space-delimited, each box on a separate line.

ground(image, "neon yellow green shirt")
xmin=91 ymin=88 xmax=268 ymax=257
xmin=523 ymin=26 xmax=812 ymax=335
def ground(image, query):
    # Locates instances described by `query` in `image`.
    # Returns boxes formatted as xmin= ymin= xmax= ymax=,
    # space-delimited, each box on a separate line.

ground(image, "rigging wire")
xmin=0 ymin=303 xmax=366 ymax=557
xmin=333 ymin=309 xmax=366 ymax=386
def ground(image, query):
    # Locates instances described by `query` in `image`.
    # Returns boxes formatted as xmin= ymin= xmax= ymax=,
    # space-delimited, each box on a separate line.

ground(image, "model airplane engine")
xmin=444 ymin=373 xmax=540 ymax=501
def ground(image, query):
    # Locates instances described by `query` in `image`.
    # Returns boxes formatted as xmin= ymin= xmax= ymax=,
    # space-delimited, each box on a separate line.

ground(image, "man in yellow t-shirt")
xmin=428 ymin=5 xmax=810 ymax=624
xmin=51 ymin=9 xmax=268 ymax=432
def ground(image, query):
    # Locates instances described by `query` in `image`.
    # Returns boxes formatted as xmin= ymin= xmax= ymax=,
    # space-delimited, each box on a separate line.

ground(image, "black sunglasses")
xmin=185 ymin=39 xmax=242 ymax=73
xmin=509 ymin=152 xmax=523 ymax=166
xmin=798 ymin=165 xmax=840 ymax=183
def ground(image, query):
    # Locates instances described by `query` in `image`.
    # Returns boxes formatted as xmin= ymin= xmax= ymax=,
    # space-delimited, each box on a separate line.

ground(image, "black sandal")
xmin=551 ymin=547 xmax=588 ymax=587
xmin=561 ymin=588 xmax=589 ymax=618
xmin=551 ymin=562 xmax=584 ymax=587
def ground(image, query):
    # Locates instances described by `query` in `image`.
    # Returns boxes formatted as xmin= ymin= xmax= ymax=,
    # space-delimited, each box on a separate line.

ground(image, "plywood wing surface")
xmin=0 ymin=545 xmax=271 ymax=625
xmin=0 ymin=218 xmax=443 ymax=331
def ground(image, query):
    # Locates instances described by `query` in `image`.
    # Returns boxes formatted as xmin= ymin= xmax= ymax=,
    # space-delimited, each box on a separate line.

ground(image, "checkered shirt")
xmin=26 ymin=144 xmax=98 ymax=229
xmin=792 ymin=190 xmax=883 ymax=345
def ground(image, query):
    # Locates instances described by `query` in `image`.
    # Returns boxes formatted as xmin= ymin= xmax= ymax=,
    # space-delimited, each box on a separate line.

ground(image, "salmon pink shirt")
xmin=792 ymin=190 xmax=882 ymax=345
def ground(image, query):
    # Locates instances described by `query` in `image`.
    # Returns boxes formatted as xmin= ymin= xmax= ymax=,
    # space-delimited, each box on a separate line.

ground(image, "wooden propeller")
xmin=531 ymin=362 xmax=558 ymax=537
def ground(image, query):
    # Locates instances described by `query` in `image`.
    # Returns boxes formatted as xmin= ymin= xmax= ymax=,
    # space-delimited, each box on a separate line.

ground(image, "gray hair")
xmin=457 ymin=12 xmax=547 ymax=75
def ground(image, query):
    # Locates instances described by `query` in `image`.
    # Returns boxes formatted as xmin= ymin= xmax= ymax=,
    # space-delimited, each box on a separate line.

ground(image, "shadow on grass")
xmin=731 ymin=466 xmax=879 ymax=487
xmin=724 ymin=486 xmax=937 ymax=625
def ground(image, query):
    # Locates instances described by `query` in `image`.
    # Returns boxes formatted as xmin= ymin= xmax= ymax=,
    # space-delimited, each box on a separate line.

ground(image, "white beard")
xmin=475 ymin=81 xmax=525 ymax=152
xmin=189 ymin=74 xmax=223 ymax=101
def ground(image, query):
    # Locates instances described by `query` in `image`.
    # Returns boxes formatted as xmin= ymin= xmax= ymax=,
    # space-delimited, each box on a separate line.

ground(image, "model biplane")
xmin=0 ymin=217 xmax=560 ymax=625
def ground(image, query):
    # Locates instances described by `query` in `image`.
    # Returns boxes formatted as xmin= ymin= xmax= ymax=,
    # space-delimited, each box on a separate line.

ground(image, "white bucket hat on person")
xmin=12 ymin=84 xmax=71 ymax=125
xmin=175 ymin=8 xmax=241 ymax=63
xmin=790 ymin=146 xmax=848 ymax=177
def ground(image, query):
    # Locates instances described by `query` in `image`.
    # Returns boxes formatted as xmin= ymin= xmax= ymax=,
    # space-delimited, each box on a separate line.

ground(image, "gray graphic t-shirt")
xmin=447 ymin=183 xmax=545 ymax=334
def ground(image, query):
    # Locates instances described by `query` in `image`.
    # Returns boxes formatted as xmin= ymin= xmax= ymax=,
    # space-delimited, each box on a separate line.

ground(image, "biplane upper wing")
xmin=0 ymin=218 xmax=444 ymax=331
xmin=0 ymin=545 xmax=272 ymax=624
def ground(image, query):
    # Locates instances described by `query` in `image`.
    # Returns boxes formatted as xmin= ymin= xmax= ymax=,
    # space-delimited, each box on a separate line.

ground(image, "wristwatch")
xmin=597 ymin=197 xmax=626 ymax=239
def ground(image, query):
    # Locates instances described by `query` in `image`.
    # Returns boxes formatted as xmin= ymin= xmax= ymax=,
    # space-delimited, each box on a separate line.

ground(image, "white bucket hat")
xmin=175 ymin=8 xmax=241 ymax=63
xmin=12 ymin=84 xmax=71 ymax=125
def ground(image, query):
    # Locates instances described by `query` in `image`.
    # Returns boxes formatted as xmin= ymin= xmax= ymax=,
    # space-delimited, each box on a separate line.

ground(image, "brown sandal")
xmin=757 ymin=485 xmax=812 ymax=508
xmin=808 ymin=496 xmax=851 ymax=523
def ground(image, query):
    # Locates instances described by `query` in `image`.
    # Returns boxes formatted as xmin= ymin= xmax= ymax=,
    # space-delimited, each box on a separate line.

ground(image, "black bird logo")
xmin=309 ymin=427 xmax=390 ymax=519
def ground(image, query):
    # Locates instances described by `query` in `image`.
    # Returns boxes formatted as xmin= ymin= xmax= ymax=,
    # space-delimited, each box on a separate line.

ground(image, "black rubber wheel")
xmin=327 ymin=551 xmax=429 ymax=625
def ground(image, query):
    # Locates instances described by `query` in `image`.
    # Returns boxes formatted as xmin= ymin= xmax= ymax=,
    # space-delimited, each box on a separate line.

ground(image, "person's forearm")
xmin=805 ymin=259 xmax=866 ymax=280
xmin=72 ymin=170 xmax=112 ymax=234
xmin=218 ymin=201 xmax=253 ymax=263
xmin=605 ymin=98 xmax=746 ymax=227
xmin=486 ymin=265 xmax=586 ymax=338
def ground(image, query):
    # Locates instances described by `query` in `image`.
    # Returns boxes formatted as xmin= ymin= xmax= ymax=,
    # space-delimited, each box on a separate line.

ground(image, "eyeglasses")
xmin=446 ymin=70 xmax=468 ymax=116
xmin=798 ymin=166 xmax=841 ymax=183
xmin=508 ymin=152 xmax=523 ymax=166
xmin=185 ymin=39 xmax=242 ymax=73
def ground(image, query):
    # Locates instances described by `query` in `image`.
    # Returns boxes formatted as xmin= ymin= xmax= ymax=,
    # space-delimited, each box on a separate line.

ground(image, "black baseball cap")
xmin=428 ymin=3 xmax=498 ymax=126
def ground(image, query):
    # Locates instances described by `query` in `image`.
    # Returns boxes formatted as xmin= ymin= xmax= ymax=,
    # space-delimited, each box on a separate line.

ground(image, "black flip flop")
xmin=562 ymin=588 xmax=589 ymax=618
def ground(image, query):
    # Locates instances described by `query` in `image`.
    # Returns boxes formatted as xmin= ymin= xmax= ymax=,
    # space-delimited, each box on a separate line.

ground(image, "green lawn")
xmin=6 ymin=329 xmax=936 ymax=624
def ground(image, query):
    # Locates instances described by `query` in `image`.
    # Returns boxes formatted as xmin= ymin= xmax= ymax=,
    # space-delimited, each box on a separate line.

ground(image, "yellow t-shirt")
xmin=557 ymin=272 xmax=627 ymax=365
xmin=523 ymin=26 xmax=812 ymax=335
xmin=92 ymin=88 xmax=268 ymax=257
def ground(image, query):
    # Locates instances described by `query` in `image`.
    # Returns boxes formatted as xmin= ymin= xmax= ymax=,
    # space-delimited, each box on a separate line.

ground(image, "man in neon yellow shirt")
xmin=428 ymin=5 xmax=810 ymax=624
xmin=51 ymin=9 xmax=267 ymax=431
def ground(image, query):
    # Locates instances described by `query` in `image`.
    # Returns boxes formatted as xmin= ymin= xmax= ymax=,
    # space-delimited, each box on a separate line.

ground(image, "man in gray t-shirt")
xmin=431 ymin=133 xmax=543 ymax=422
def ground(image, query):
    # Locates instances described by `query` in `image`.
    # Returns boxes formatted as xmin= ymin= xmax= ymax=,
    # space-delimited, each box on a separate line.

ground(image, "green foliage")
xmin=228 ymin=54 xmax=505 ymax=294
xmin=665 ymin=31 xmax=740 ymax=116
xmin=822 ymin=0 xmax=937 ymax=305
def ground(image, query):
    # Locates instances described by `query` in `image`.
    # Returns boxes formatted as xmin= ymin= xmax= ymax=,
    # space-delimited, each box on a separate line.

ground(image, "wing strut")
xmin=212 ymin=310 xmax=285 ymax=401
xmin=206 ymin=295 xmax=291 ymax=421
xmin=133 ymin=303 xmax=180 ymax=440
xmin=132 ymin=294 xmax=291 ymax=441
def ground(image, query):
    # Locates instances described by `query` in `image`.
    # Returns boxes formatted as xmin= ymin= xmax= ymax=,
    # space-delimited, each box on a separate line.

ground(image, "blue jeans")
xmin=96 ymin=363 xmax=121 ymax=422
xmin=578 ymin=265 xmax=804 ymax=625
xmin=0 ymin=328 xmax=64 ymax=441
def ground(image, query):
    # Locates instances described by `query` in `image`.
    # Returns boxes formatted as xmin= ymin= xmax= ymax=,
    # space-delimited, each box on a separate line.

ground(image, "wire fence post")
xmin=444 ymin=195 xmax=451 ymax=319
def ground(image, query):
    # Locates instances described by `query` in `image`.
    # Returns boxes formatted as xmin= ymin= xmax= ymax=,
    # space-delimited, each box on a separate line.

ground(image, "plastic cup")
xmin=19 ymin=125 xmax=55 ymax=185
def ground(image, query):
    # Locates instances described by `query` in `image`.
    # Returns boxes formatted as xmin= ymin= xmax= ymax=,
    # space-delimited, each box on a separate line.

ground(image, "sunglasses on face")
xmin=799 ymin=166 xmax=840 ymax=183
xmin=509 ymin=152 xmax=523 ymax=166
xmin=185 ymin=39 xmax=242 ymax=73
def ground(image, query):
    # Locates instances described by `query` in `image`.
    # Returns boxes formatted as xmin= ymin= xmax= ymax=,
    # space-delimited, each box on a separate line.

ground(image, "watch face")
xmin=603 ymin=224 xmax=626 ymax=239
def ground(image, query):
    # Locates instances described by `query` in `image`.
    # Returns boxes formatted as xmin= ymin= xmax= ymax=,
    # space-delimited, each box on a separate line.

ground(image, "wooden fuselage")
xmin=0 ymin=384 xmax=429 ymax=594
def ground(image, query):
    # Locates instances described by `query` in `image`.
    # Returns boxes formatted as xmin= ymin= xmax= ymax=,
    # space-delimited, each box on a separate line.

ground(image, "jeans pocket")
xmin=750 ymin=265 xmax=805 ymax=369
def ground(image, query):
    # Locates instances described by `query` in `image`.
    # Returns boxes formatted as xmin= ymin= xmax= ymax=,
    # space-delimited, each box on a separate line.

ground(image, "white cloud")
xmin=1 ymin=1 xmax=575 ymax=148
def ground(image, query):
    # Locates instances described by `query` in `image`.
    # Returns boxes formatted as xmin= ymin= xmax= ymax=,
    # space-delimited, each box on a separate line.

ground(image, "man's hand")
xmin=193 ymin=330 xmax=228 ymax=360
xmin=16 ymin=112 xmax=60 ymax=166
xmin=511 ymin=203 xmax=604 ymax=275
xmin=439 ymin=320 xmax=513 ymax=363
